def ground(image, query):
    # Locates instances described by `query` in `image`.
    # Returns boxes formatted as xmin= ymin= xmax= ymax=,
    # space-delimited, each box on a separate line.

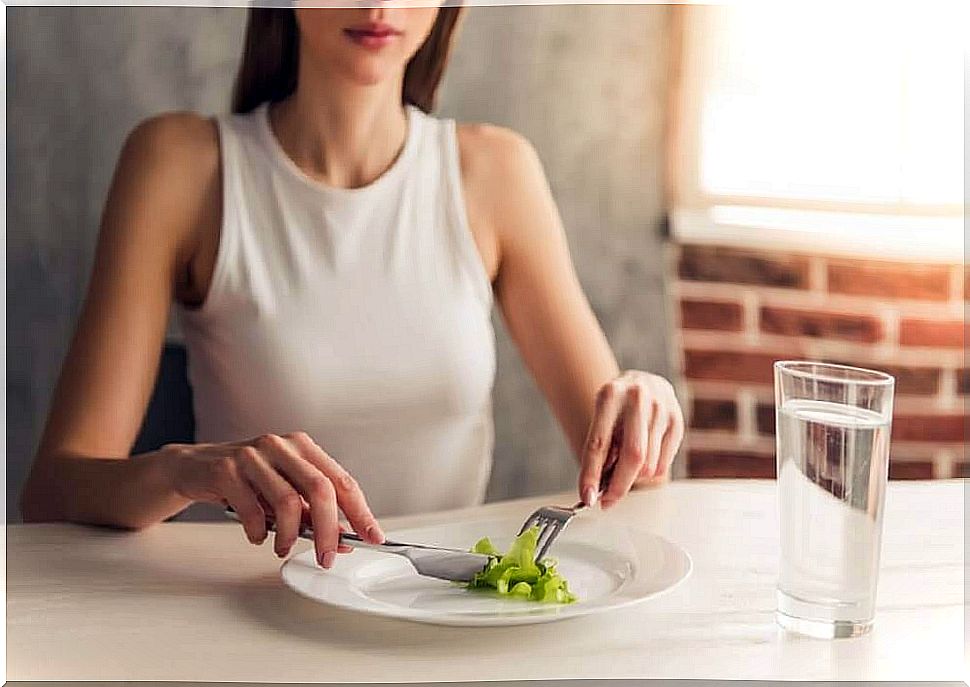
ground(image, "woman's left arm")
xmin=459 ymin=126 xmax=685 ymax=509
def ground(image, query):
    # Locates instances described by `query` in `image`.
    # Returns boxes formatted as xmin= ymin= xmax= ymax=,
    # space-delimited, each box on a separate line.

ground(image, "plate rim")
xmin=280 ymin=519 xmax=693 ymax=627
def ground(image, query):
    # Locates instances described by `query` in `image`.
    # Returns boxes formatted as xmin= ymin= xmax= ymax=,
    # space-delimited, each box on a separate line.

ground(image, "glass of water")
xmin=774 ymin=360 xmax=895 ymax=639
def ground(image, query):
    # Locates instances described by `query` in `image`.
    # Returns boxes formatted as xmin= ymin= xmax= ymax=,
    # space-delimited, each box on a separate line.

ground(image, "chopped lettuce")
xmin=466 ymin=527 xmax=577 ymax=604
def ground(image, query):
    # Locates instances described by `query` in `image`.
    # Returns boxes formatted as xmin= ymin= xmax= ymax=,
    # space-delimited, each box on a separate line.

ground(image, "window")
xmin=670 ymin=4 xmax=966 ymax=260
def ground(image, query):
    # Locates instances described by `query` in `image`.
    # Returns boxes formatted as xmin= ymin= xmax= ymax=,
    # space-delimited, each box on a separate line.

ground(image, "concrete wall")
xmin=7 ymin=7 xmax=250 ymax=522
xmin=6 ymin=6 xmax=674 ymax=521
xmin=438 ymin=6 xmax=674 ymax=501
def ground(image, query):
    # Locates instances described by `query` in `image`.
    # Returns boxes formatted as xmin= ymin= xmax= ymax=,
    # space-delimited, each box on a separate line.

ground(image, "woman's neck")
xmin=268 ymin=70 xmax=409 ymax=190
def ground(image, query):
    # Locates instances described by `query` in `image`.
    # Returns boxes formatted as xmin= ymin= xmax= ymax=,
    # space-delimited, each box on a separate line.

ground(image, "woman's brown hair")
xmin=231 ymin=7 xmax=464 ymax=115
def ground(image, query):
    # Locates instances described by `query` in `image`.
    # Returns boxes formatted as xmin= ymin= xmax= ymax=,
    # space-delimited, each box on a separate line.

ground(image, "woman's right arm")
xmin=20 ymin=113 xmax=213 ymax=529
xmin=19 ymin=114 xmax=383 ymax=566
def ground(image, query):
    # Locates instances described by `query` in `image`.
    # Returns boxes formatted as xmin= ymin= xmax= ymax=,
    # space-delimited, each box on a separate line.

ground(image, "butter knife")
xmin=224 ymin=506 xmax=495 ymax=583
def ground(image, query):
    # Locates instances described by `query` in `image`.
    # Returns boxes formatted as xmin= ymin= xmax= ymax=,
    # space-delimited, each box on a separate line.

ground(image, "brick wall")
xmin=669 ymin=243 xmax=967 ymax=480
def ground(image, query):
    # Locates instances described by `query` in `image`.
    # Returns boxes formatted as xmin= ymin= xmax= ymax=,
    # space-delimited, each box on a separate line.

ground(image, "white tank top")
xmin=178 ymin=103 xmax=497 ymax=517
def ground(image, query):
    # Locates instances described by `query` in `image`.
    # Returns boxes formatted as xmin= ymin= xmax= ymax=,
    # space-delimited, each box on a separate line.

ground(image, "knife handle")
xmin=223 ymin=504 xmax=311 ymax=539
xmin=223 ymin=505 xmax=407 ymax=551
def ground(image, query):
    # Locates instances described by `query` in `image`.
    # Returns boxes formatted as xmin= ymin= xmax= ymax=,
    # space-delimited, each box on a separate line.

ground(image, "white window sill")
xmin=670 ymin=205 xmax=964 ymax=264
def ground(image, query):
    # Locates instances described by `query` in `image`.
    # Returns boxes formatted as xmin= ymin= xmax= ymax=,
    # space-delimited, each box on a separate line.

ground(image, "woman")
xmin=20 ymin=6 xmax=684 ymax=570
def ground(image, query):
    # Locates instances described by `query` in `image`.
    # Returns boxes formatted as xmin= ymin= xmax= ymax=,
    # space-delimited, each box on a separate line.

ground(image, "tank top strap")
xmin=434 ymin=116 xmax=495 ymax=310
xmin=196 ymin=111 xmax=250 ymax=315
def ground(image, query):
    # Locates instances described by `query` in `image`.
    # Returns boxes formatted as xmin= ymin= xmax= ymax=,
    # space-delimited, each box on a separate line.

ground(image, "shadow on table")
xmin=229 ymin=571 xmax=551 ymax=654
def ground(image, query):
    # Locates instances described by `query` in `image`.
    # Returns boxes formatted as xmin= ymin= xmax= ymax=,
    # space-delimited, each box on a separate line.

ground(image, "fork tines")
xmin=518 ymin=505 xmax=575 ymax=563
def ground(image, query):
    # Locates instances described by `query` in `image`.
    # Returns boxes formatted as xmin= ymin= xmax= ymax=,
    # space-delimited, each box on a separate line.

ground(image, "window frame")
xmin=666 ymin=5 xmax=964 ymax=262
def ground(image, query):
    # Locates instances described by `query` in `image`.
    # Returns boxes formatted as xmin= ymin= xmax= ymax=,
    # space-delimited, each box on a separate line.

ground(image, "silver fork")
xmin=519 ymin=458 xmax=618 ymax=563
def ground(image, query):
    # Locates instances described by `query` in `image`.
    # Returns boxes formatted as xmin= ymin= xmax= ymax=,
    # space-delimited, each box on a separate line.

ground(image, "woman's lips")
xmin=343 ymin=25 xmax=402 ymax=49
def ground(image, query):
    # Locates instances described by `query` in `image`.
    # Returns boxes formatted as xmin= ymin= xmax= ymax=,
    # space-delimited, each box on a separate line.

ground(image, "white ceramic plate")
xmin=281 ymin=515 xmax=692 ymax=626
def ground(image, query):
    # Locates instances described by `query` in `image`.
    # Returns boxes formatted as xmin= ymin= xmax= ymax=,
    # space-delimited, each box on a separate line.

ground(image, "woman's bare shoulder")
xmin=105 ymin=111 xmax=223 ymax=276
xmin=121 ymin=111 xmax=220 ymax=178
xmin=455 ymin=122 xmax=554 ymax=244
xmin=455 ymin=122 xmax=543 ymax=183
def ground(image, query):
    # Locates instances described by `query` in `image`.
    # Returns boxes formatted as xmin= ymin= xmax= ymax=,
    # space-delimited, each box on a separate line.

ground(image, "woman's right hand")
xmin=161 ymin=431 xmax=384 ymax=568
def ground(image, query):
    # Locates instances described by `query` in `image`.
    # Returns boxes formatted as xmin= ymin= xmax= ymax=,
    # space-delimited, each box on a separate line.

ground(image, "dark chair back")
xmin=133 ymin=342 xmax=197 ymax=521
xmin=132 ymin=342 xmax=195 ymax=454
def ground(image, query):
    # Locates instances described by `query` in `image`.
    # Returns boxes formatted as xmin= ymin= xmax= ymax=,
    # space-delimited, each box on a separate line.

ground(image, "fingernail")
xmin=600 ymin=497 xmax=615 ymax=510
xmin=366 ymin=525 xmax=385 ymax=543
xmin=582 ymin=486 xmax=598 ymax=507
xmin=322 ymin=551 xmax=337 ymax=569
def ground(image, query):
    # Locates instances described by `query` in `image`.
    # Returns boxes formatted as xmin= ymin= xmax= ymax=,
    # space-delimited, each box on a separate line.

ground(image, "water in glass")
xmin=776 ymin=397 xmax=890 ymax=637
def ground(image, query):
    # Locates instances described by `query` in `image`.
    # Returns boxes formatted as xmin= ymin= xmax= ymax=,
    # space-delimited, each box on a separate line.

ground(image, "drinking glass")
xmin=774 ymin=360 xmax=895 ymax=638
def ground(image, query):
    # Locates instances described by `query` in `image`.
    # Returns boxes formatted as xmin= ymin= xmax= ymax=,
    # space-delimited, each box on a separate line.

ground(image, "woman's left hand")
xmin=578 ymin=370 xmax=685 ymax=509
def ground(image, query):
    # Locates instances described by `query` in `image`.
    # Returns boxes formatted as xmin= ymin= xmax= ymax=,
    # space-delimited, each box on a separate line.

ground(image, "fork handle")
xmin=579 ymin=454 xmax=619 ymax=508
xmin=600 ymin=456 xmax=618 ymax=492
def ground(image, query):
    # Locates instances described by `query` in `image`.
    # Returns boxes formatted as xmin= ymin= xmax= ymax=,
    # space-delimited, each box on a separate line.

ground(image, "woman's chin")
xmin=339 ymin=61 xmax=401 ymax=89
xmin=353 ymin=73 xmax=389 ymax=88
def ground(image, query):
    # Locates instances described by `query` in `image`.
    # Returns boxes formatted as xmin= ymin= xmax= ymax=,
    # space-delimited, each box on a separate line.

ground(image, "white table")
xmin=6 ymin=480 xmax=965 ymax=682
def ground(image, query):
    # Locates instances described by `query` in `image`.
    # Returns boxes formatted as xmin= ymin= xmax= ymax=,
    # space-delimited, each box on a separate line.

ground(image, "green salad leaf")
xmin=466 ymin=526 xmax=577 ymax=604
